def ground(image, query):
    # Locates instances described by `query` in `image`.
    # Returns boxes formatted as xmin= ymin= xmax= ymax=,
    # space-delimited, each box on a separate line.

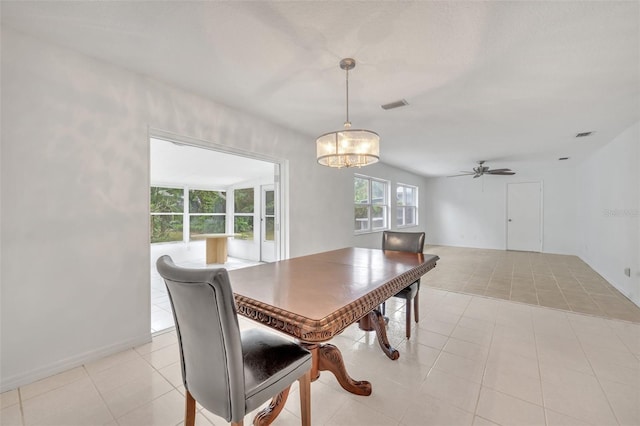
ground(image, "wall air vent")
xmin=381 ymin=99 xmax=409 ymax=110
xmin=575 ymin=131 xmax=593 ymax=138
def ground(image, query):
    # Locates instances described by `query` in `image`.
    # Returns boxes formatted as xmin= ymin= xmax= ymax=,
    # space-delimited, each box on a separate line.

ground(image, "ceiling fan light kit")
xmin=316 ymin=58 xmax=380 ymax=168
xmin=448 ymin=160 xmax=516 ymax=178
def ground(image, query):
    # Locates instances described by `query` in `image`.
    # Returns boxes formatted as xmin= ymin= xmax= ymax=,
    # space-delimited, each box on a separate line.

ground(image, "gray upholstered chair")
xmin=156 ymin=255 xmax=312 ymax=426
xmin=381 ymin=231 xmax=426 ymax=339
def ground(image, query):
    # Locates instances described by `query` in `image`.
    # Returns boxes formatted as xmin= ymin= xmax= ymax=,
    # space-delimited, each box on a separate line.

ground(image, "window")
xmin=264 ymin=189 xmax=275 ymax=241
xmin=354 ymin=175 xmax=389 ymax=233
xmin=189 ymin=189 xmax=226 ymax=240
xmin=150 ymin=186 xmax=184 ymax=243
xmin=396 ymin=184 xmax=418 ymax=227
xmin=234 ymin=188 xmax=254 ymax=240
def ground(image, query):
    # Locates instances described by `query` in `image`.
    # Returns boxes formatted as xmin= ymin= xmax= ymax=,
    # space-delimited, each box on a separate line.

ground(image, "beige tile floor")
xmin=422 ymin=246 xmax=640 ymax=323
xmin=2 ymin=246 xmax=640 ymax=425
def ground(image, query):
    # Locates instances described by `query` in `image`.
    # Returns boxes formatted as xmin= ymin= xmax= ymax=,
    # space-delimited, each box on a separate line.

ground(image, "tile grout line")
xmin=485 ymin=323 xmax=556 ymax=419
xmin=566 ymin=317 xmax=623 ymax=426
xmin=82 ymin=363 xmax=120 ymax=424
xmin=571 ymin=269 xmax=608 ymax=318
xmin=531 ymin=308 xmax=549 ymax=426
xmin=87 ymin=346 xmax=180 ymax=424
xmin=401 ymin=292 xmax=473 ymax=421
xmin=459 ymin=293 xmax=496 ymax=421
xmin=608 ymin=321 xmax=640 ymax=356
xmin=17 ymin=387 xmax=25 ymax=426
xmin=470 ymin=301 xmax=551 ymax=421
xmin=550 ymin=269 xmax=573 ymax=311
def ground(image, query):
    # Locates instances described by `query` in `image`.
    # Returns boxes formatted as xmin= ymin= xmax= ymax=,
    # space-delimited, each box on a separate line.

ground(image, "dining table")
xmin=228 ymin=247 xmax=439 ymax=424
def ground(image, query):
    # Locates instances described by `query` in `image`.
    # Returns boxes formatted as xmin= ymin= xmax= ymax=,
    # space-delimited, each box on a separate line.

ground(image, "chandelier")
xmin=316 ymin=58 xmax=380 ymax=168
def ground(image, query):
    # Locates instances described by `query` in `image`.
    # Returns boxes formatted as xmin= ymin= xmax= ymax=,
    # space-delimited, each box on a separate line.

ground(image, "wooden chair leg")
xmin=414 ymin=289 xmax=420 ymax=323
xmin=185 ymin=390 xmax=196 ymax=426
xmin=299 ymin=370 xmax=312 ymax=426
xmin=405 ymin=297 xmax=412 ymax=339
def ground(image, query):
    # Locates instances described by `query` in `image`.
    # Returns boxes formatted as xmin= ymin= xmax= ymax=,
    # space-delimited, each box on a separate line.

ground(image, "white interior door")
xmin=507 ymin=182 xmax=542 ymax=252
xmin=260 ymin=185 xmax=276 ymax=262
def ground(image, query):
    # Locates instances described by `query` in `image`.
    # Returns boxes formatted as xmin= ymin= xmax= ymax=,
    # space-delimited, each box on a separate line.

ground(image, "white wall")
xmin=0 ymin=29 xmax=429 ymax=390
xmin=576 ymin=121 xmax=640 ymax=306
xmin=424 ymin=167 xmax=578 ymax=254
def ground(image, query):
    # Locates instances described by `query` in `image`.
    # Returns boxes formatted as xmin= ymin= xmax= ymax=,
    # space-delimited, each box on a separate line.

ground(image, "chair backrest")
xmin=382 ymin=231 xmax=425 ymax=254
xmin=156 ymin=255 xmax=245 ymax=421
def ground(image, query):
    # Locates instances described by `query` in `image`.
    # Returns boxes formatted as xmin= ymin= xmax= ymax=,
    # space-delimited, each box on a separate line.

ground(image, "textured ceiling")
xmin=2 ymin=1 xmax=639 ymax=176
xmin=150 ymin=139 xmax=275 ymax=188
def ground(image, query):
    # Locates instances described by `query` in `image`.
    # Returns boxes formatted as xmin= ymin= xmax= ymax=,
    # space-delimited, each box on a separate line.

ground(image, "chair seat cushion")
xmin=393 ymin=281 xmax=419 ymax=299
xmin=242 ymin=328 xmax=312 ymax=412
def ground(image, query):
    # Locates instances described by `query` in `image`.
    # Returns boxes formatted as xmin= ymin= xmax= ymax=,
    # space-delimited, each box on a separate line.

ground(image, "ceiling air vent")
xmin=575 ymin=131 xmax=593 ymax=138
xmin=381 ymin=99 xmax=409 ymax=110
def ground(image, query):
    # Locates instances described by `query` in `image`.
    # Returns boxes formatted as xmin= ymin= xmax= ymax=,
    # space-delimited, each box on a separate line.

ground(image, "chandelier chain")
xmin=345 ymin=67 xmax=350 ymax=127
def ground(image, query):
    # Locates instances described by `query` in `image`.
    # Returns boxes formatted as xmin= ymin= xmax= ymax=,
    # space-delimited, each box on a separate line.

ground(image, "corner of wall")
xmin=575 ymin=121 xmax=640 ymax=308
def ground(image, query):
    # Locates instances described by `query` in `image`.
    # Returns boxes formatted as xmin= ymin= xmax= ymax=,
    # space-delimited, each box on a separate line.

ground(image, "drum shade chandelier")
xmin=316 ymin=58 xmax=380 ymax=168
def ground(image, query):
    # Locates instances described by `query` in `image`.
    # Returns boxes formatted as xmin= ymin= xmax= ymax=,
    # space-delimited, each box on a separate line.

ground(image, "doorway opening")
xmin=148 ymin=134 xmax=287 ymax=332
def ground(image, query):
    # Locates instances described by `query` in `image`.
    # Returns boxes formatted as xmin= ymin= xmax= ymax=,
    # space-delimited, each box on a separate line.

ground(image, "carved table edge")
xmin=234 ymin=260 xmax=437 ymax=342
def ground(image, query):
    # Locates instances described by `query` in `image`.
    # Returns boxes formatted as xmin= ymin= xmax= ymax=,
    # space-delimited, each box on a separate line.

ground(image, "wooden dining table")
xmin=228 ymin=247 xmax=438 ymax=423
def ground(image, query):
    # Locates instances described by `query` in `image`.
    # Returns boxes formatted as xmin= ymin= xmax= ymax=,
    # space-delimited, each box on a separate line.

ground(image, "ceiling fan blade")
xmin=453 ymin=162 xmax=516 ymax=178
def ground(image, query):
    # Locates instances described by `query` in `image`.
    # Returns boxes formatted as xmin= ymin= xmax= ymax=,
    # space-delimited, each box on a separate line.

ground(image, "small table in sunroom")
xmin=190 ymin=233 xmax=237 ymax=264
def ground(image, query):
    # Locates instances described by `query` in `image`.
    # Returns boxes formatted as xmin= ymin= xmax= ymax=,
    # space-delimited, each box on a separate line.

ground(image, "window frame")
xmin=150 ymin=185 xmax=229 ymax=244
xmin=396 ymin=183 xmax=419 ymax=228
xmin=354 ymin=174 xmax=390 ymax=234
xmin=233 ymin=187 xmax=255 ymax=240
xmin=187 ymin=188 xmax=227 ymax=241
xmin=150 ymin=185 xmax=185 ymax=243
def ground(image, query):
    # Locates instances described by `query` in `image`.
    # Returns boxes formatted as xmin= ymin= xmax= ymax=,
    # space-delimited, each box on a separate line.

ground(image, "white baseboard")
xmin=0 ymin=332 xmax=152 ymax=393
xmin=425 ymin=241 xmax=576 ymax=256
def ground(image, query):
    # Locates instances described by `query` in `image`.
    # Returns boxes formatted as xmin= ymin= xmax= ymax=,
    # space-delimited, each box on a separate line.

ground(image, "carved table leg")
xmin=366 ymin=310 xmax=400 ymax=360
xmin=358 ymin=308 xmax=388 ymax=331
xmin=300 ymin=342 xmax=372 ymax=396
xmin=252 ymin=386 xmax=291 ymax=426
xmin=317 ymin=344 xmax=372 ymax=396
xmin=358 ymin=312 xmax=375 ymax=331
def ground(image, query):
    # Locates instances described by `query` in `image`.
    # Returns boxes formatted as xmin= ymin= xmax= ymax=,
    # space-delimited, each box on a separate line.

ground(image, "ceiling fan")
xmin=448 ymin=161 xmax=516 ymax=178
